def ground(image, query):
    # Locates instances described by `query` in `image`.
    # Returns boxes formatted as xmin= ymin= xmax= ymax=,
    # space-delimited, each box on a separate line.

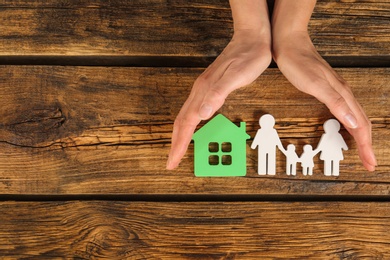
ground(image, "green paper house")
xmin=192 ymin=114 xmax=250 ymax=177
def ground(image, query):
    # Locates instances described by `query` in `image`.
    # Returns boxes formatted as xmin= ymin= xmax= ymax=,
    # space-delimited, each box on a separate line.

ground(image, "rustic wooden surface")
xmin=1 ymin=201 xmax=390 ymax=259
xmin=0 ymin=0 xmax=389 ymax=258
xmin=0 ymin=0 xmax=388 ymax=64
xmin=0 ymin=66 xmax=389 ymax=196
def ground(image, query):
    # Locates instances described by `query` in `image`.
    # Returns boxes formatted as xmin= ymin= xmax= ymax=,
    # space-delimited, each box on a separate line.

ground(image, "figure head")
xmin=303 ymin=144 xmax=313 ymax=152
xmin=259 ymin=114 xmax=275 ymax=128
xmin=323 ymin=119 xmax=341 ymax=133
xmin=287 ymin=144 xmax=295 ymax=151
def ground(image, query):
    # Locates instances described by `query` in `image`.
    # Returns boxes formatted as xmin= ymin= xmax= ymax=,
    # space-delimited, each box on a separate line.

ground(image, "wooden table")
xmin=0 ymin=0 xmax=389 ymax=258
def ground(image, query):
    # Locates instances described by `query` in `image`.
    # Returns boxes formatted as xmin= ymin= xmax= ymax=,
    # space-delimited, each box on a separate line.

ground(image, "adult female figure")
xmin=317 ymin=119 xmax=348 ymax=176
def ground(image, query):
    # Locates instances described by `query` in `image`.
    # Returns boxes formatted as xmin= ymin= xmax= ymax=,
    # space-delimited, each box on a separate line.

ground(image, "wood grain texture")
xmin=0 ymin=0 xmax=388 ymax=59
xmin=0 ymin=66 xmax=388 ymax=195
xmin=0 ymin=201 xmax=390 ymax=259
xmin=0 ymin=0 xmax=388 ymax=257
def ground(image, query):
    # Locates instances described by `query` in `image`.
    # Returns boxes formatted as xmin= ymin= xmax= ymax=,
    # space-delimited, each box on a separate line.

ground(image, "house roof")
xmin=193 ymin=114 xmax=250 ymax=141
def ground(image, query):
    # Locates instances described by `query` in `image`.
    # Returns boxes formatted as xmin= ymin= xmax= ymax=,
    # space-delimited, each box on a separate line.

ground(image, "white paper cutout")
xmin=300 ymin=144 xmax=318 ymax=176
xmin=251 ymin=114 xmax=285 ymax=175
xmin=316 ymin=119 xmax=349 ymax=176
xmin=283 ymin=144 xmax=299 ymax=176
xmin=251 ymin=115 xmax=348 ymax=176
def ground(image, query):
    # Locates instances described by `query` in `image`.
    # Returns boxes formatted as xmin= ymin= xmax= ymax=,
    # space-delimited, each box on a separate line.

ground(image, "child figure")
xmin=300 ymin=144 xmax=318 ymax=176
xmin=282 ymin=144 xmax=300 ymax=176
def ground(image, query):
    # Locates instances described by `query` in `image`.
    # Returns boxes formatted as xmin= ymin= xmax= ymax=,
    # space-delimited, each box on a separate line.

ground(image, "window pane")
xmin=209 ymin=155 xmax=219 ymax=165
xmin=209 ymin=142 xmax=219 ymax=152
xmin=221 ymin=142 xmax=232 ymax=152
xmin=222 ymin=155 xmax=232 ymax=165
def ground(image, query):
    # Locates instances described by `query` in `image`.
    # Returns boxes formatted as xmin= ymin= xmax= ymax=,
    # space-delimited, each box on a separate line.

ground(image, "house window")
xmin=222 ymin=155 xmax=232 ymax=165
xmin=209 ymin=142 xmax=219 ymax=152
xmin=221 ymin=142 xmax=232 ymax=152
xmin=208 ymin=142 xmax=232 ymax=166
xmin=209 ymin=155 xmax=219 ymax=165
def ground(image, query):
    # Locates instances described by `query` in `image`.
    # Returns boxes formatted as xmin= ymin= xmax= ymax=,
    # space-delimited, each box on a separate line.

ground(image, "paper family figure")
xmin=192 ymin=114 xmax=250 ymax=177
xmin=316 ymin=119 xmax=349 ymax=176
xmin=300 ymin=144 xmax=318 ymax=176
xmin=251 ymin=114 xmax=285 ymax=175
xmin=251 ymin=115 xmax=348 ymax=176
xmin=283 ymin=144 xmax=299 ymax=176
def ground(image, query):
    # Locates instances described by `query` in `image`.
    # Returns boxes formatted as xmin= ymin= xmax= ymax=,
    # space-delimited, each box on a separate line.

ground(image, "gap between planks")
xmin=0 ymin=55 xmax=389 ymax=68
xmin=0 ymin=194 xmax=390 ymax=202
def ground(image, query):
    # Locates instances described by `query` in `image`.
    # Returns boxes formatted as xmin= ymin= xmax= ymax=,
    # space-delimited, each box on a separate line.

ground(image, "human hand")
xmin=166 ymin=29 xmax=272 ymax=169
xmin=278 ymin=145 xmax=287 ymax=156
xmin=272 ymin=31 xmax=377 ymax=171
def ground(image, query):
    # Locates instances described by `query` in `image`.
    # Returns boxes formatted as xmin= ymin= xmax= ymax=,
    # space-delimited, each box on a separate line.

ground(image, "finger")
xmin=345 ymin=101 xmax=377 ymax=171
xmin=167 ymin=82 xmax=204 ymax=170
xmin=167 ymin=112 xmax=200 ymax=170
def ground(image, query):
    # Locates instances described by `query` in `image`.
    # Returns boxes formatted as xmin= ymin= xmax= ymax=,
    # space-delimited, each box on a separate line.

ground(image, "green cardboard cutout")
xmin=192 ymin=114 xmax=250 ymax=177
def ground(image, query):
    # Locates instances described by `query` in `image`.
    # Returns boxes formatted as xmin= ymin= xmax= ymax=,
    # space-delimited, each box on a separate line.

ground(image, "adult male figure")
xmin=251 ymin=114 xmax=285 ymax=175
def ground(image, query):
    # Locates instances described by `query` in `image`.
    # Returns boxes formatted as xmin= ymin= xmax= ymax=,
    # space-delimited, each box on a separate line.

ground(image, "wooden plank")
xmin=0 ymin=0 xmax=388 ymax=59
xmin=0 ymin=66 xmax=388 ymax=195
xmin=309 ymin=0 xmax=390 ymax=58
xmin=0 ymin=201 xmax=389 ymax=258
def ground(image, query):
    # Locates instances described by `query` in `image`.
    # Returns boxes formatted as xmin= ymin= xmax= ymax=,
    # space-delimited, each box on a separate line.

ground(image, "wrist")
xmin=230 ymin=0 xmax=271 ymax=41
xmin=271 ymin=0 xmax=316 ymax=54
xmin=233 ymin=27 xmax=271 ymax=45
xmin=272 ymin=31 xmax=314 ymax=63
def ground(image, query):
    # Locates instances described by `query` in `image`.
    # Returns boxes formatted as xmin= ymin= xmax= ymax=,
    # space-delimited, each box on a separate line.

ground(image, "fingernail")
xmin=199 ymin=104 xmax=213 ymax=119
xmin=344 ymin=113 xmax=358 ymax=129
